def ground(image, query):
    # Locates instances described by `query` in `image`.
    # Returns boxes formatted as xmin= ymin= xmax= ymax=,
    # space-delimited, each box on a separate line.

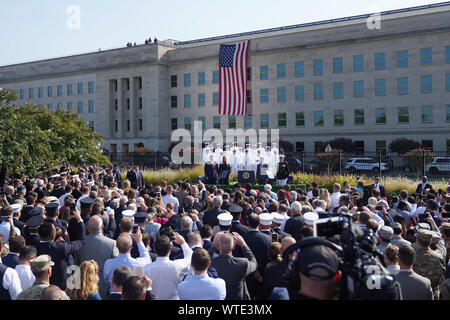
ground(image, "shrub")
xmin=389 ymin=138 xmax=421 ymax=155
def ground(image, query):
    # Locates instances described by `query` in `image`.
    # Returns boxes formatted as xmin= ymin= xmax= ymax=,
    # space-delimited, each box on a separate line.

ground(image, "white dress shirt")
xmin=0 ymin=258 xmax=22 ymax=300
xmin=76 ymin=193 xmax=89 ymax=211
xmin=144 ymin=243 xmax=193 ymax=300
xmin=15 ymin=264 xmax=35 ymax=291
xmin=0 ymin=222 xmax=20 ymax=244
xmin=329 ymin=192 xmax=342 ymax=212
xmin=162 ymin=194 xmax=180 ymax=214
xmin=178 ymin=273 xmax=226 ymax=300
xmin=58 ymin=193 xmax=71 ymax=207
xmin=103 ymin=241 xmax=151 ymax=292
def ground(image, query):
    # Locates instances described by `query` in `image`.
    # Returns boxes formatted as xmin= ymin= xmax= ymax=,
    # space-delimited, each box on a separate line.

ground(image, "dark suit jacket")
xmin=371 ymin=184 xmax=386 ymax=198
xmin=36 ymin=221 xmax=86 ymax=290
xmin=230 ymin=222 xmax=249 ymax=236
xmin=416 ymin=183 xmax=433 ymax=195
xmin=202 ymin=239 xmax=213 ymax=251
xmin=394 ymin=270 xmax=433 ymax=300
xmin=204 ymin=162 xmax=218 ymax=184
xmin=19 ymin=205 xmax=34 ymax=223
xmin=13 ymin=218 xmax=26 ymax=235
xmin=243 ymin=230 xmax=271 ymax=275
xmin=283 ymin=215 xmax=305 ymax=241
xmin=2 ymin=253 xmax=19 ymax=269
xmin=210 ymin=245 xmax=258 ymax=300
xmin=262 ymin=261 xmax=291 ymax=300
xmin=272 ymin=227 xmax=290 ymax=242
xmin=256 ymin=163 xmax=269 ymax=185
xmin=202 ymin=207 xmax=222 ymax=227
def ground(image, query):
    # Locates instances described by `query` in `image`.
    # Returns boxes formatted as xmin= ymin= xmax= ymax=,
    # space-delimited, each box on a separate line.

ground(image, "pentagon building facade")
xmin=1 ymin=3 xmax=450 ymax=154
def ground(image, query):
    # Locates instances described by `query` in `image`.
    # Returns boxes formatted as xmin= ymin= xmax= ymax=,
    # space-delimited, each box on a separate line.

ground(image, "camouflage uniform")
xmin=439 ymin=278 xmax=450 ymax=300
xmin=413 ymin=230 xmax=446 ymax=300
xmin=16 ymin=281 xmax=50 ymax=300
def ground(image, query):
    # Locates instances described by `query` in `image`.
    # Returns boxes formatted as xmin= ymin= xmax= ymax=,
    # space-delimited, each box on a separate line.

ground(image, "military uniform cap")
xmin=11 ymin=203 xmax=23 ymax=214
xmin=28 ymin=207 xmax=43 ymax=217
xmin=259 ymin=213 xmax=273 ymax=226
xmin=279 ymin=154 xmax=285 ymax=158
xmin=378 ymin=226 xmax=394 ymax=241
xmin=122 ymin=210 xmax=136 ymax=219
xmin=431 ymin=231 xmax=441 ymax=245
xmin=45 ymin=202 xmax=59 ymax=211
xmin=26 ymin=215 xmax=44 ymax=228
xmin=271 ymin=213 xmax=285 ymax=225
xmin=304 ymin=212 xmax=319 ymax=226
xmin=17 ymin=185 xmax=26 ymax=192
xmin=30 ymin=255 xmax=55 ymax=274
xmin=228 ymin=205 xmax=243 ymax=214
xmin=217 ymin=212 xmax=233 ymax=226
xmin=48 ymin=196 xmax=59 ymax=203
xmin=440 ymin=222 xmax=450 ymax=231
xmin=134 ymin=211 xmax=148 ymax=223
xmin=416 ymin=229 xmax=433 ymax=242
xmin=417 ymin=222 xmax=431 ymax=231
xmin=80 ymin=197 xmax=94 ymax=208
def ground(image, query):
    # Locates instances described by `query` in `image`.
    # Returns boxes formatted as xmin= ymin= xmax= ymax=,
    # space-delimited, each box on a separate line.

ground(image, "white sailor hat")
xmin=48 ymin=196 xmax=59 ymax=203
xmin=50 ymin=174 xmax=60 ymax=179
xmin=122 ymin=210 xmax=136 ymax=220
xmin=11 ymin=203 xmax=23 ymax=214
xmin=304 ymin=212 xmax=319 ymax=226
xmin=217 ymin=212 xmax=233 ymax=226
xmin=259 ymin=213 xmax=273 ymax=226
xmin=271 ymin=213 xmax=285 ymax=225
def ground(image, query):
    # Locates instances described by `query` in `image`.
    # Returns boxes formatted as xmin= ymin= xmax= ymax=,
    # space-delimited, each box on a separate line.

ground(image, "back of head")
xmin=116 ymin=233 xmax=132 ymax=254
xmin=398 ymin=244 xmax=415 ymax=267
xmin=291 ymin=201 xmax=302 ymax=214
xmin=112 ymin=266 xmax=133 ymax=288
xmin=358 ymin=211 xmax=371 ymax=225
xmin=122 ymin=276 xmax=146 ymax=300
xmin=188 ymin=232 xmax=202 ymax=248
xmin=155 ymin=235 xmax=172 ymax=257
xmin=120 ymin=217 xmax=133 ymax=233
xmin=213 ymin=196 xmax=223 ymax=207
xmin=88 ymin=215 xmax=103 ymax=234
xmin=180 ymin=216 xmax=193 ymax=232
xmin=40 ymin=285 xmax=67 ymax=300
xmin=9 ymin=236 xmax=26 ymax=253
xmin=191 ymin=248 xmax=210 ymax=272
xmin=19 ymin=245 xmax=37 ymax=262
xmin=200 ymin=225 xmax=213 ymax=239
xmin=38 ymin=222 xmax=56 ymax=241
xmin=218 ymin=232 xmax=234 ymax=254
xmin=0 ymin=205 xmax=12 ymax=217
xmin=247 ymin=213 xmax=260 ymax=229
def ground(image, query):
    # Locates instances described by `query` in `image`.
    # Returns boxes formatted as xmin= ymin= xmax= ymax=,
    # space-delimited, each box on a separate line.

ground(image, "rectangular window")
xmin=314 ymin=111 xmax=324 ymax=126
xmin=314 ymin=83 xmax=323 ymax=100
xmin=446 ymin=74 xmax=450 ymax=91
xmin=89 ymin=121 xmax=95 ymax=130
xmin=38 ymin=87 xmax=43 ymax=98
xmin=171 ymin=118 xmax=178 ymax=130
xmin=354 ymin=109 xmax=364 ymax=125
xmin=184 ymin=74 xmax=191 ymax=87
xmin=29 ymin=88 xmax=35 ymax=99
xmin=295 ymin=86 xmax=304 ymax=101
xmin=20 ymin=89 xmax=24 ymax=100
xmin=171 ymin=96 xmax=177 ymax=108
xmin=213 ymin=116 xmax=221 ymax=129
xmin=138 ymin=78 xmax=142 ymax=90
xmin=421 ymin=105 xmax=433 ymax=122
xmin=333 ymin=57 xmax=343 ymax=73
xmin=244 ymin=115 xmax=252 ymax=128
xmin=114 ymin=99 xmax=118 ymax=111
xmin=353 ymin=81 xmax=364 ymax=97
xmin=247 ymin=90 xmax=252 ymax=103
xmin=334 ymin=110 xmax=344 ymax=126
xmin=333 ymin=82 xmax=343 ymax=99
xmin=171 ymin=75 xmax=177 ymax=87
xmin=277 ymin=63 xmax=286 ymax=78
xmin=397 ymin=77 xmax=409 ymax=95
xmin=67 ymin=84 xmax=73 ymax=96
xmin=57 ymin=85 xmax=62 ymax=97
xmin=113 ymin=80 xmax=118 ymax=92
xmin=421 ymin=48 xmax=432 ymax=65
xmin=278 ymin=113 xmax=287 ymax=127
xmin=77 ymin=83 xmax=83 ymax=94
xmin=375 ymin=108 xmax=387 ymax=124
xmin=296 ymin=142 xmax=305 ymax=153
xmin=77 ymin=101 xmax=83 ymax=113
xmin=126 ymin=98 xmax=130 ymax=110
xmin=198 ymin=72 xmax=205 ymax=86
xmin=260 ymin=113 xmax=269 ymax=128
xmin=213 ymin=71 xmax=219 ymax=84
xmin=397 ymin=50 xmax=408 ymax=68
xmin=277 ymin=87 xmax=286 ymax=102
xmin=139 ymin=97 xmax=142 ymax=109
xmin=228 ymin=116 xmax=236 ymax=129
xmin=47 ymin=103 xmax=52 ymax=110
xmin=375 ymin=53 xmax=386 ymax=70
xmin=126 ymin=79 xmax=130 ymax=91
xmin=184 ymin=94 xmax=191 ymax=108
xmin=313 ymin=59 xmax=323 ymax=76
xmin=398 ymin=107 xmax=409 ymax=123
xmin=446 ymin=46 xmax=450 ymax=64
xmin=88 ymin=81 xmax=94 ymax=94
xmin=421 ymin=75 xmax=433 ymax=93
xmin=260 ymin=65 xmax=268 ymax=80
xmin=260 ymin=88 xmax=269 ymax=103
xmin=375 ymin=79 xmax=386 ymax=96
xmin=88 ymin=100 xmax=94 ymax=113
xmin=353 ymin=55 xmax=364 ymax=72
xmin=126 ymin=119 xmax=130 ymax=132
xmin=447 ymin=105 xmax=450 ymax=122
xmin=198 ymin=93 xmax=205 ymax=107
xmin=295 ymin=61 xmax=304 ymax=77
xmin=114 ymin=120 xmax=118 ymax=132
xmin=67 ymin=102 xmax=72 ymax=111
xmin=213 ymin=92 xmax=219 ymax=105
xmin=198 ymin=117 xmax=206 ymax=130
xmin=296 ymin=112 xmax=305 ymax=127
xmin=247 ymin=67 xmax=252 ymax=81
xmin=138 ymin=119 xmax=142 ymax=131
xmin=57 ymin=103 xmax=62 ymax=110
xmin=184 ymin=117 xmax=191 ymax=130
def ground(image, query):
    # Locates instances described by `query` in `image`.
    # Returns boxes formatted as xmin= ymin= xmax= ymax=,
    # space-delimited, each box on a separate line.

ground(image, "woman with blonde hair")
xmin=319 ymin=188 xmax=331 ymax=210
xmin=68 ymin=260 xmax=101 ymax=300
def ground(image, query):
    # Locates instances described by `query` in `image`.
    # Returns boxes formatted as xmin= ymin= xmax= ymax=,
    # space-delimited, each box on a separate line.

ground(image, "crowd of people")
xmin=0 ymin=164 xmax=450 ymax=300
xmin=126 ymin=37 xmax=158 ymax=47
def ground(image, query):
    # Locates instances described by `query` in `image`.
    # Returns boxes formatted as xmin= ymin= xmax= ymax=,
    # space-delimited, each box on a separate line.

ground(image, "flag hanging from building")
xmin=218 ymin=40 xmax=249 ymax=116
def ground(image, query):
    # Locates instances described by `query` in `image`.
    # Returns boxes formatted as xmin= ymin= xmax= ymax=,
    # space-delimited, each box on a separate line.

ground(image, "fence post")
xmin=339 ymin=152 xmax=342 ymax=175
xmin=302 ymin=152 xmax=305 ymax=173
xmin=378 ymin=151 xmax=382 ymax=177
xmin=422 ymin=149 xmax=425 ymax=178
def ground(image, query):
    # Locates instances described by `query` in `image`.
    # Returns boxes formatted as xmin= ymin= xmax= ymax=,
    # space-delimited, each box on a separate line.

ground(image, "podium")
xmin=238 ymin=170 xmax=255 ymax=183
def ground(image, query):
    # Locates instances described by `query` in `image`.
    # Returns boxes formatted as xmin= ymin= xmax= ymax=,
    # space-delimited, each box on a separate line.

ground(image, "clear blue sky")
xmin=0 ymin=0 xmax=442 ymax=66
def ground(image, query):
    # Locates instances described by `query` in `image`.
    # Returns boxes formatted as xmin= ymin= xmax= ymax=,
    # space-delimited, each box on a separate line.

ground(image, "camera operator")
xmin=291 ymin=242 xmax=340 ymax=300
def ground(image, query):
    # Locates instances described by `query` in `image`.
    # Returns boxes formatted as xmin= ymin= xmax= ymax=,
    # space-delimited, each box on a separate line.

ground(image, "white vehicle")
xmin=344 ymin=157 xmax=388 ymax=173
xmin=425 ymin=157 xmax=450 ymax=174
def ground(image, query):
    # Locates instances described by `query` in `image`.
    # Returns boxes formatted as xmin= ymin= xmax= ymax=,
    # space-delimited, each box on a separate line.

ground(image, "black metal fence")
xmin=105 ymin=152 xmax=194 ymax=170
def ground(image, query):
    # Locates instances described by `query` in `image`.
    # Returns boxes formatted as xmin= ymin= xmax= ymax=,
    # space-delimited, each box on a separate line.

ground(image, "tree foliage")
xmin=323 ymin=138 xmax=357 ymax=153
xmin=0 ymin=89 xmax=109 ymax=179
xmin=279 ymin=140 xmax=294 ymax=153
xmin=389 ymin=138 xmax=421 ymax=155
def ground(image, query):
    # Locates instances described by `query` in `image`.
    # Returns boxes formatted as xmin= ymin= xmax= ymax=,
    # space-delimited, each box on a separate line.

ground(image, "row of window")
xmin=170 ymin=47 xmax=450 ymax=87
xmin=18 ymin=82 xmax=94 ymax=100
xmin=170 ymin=105 xmax=450 ymax=130
xmin=170 ymin=74 xmax=450 ymax=108
xmin=36 ymin=100 xmax=95 ymax=113
xmin=113 ymin=119 xmax=143 ymax=132
xmin=112 ymin=97 xmax=143 ymax=111
xmin=110 ymin=77 xmax=143 ymax=92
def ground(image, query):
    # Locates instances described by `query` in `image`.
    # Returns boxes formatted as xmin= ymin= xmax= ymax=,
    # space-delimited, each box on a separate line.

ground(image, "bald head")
xmin=88 ymin=215 xmax=103 ymax=234
xmin=281 ymin=236 xmax=296 ymax=254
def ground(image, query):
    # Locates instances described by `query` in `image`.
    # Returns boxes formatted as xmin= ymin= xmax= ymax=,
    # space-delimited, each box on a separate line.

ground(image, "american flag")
xmin=219 ymin=40 xmax=249 ymax=116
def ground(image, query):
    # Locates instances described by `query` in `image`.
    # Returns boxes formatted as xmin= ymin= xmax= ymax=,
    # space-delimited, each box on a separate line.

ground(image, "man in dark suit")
xmin=394 ymin=244 xmax=433 ymax=300
xmin=200 ymin=225 xmax=213 ymax=251
xmin=416 ymin=176 xmax=433 ymax=195
xmin=202 ymin=196 xmax=223 ymax=227
xmin=43 ymin=202 xmax=69 ymax=242
xmin=371 ymin=176 xmax=386 ymax=198
xmin=271 ymin=213 xmax=291 ymax=242
xmin=210 ymin=232 xmax=257 ymax=300
xmin=243 ymin=213 xmax=271 ymax=299
xmin=112 ymin=164 xmax=122 ymax=184
xmin=36 ymin=215 xmax=86 ymax=290
xmin=127 ymin=166 xmax=144 ymax=189
xmin=106 ymin=265 xmax=133 ymax=300
xmin=2 ymin=235 xmax=25 ymax=268
xmin=283 ymin=201 xmax=305 ymax=241
xmin=204 ymin=154 xmax=218 ymax=185
xmin=229 ymin=205 xmax=248 ymax=236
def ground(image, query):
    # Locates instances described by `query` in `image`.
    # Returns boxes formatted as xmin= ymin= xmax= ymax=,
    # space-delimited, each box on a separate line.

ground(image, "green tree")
xmin=0 ymin=89 xmax=109 ymax=180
